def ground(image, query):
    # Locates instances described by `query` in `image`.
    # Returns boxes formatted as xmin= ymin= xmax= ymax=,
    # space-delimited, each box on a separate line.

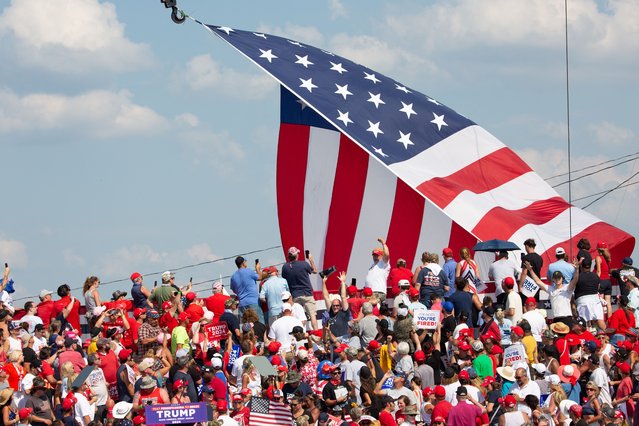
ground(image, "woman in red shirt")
xmin=3 ymin=351 xmax=24 ymax=392
xmin=609 ymin=295 xmax=636 ymax=343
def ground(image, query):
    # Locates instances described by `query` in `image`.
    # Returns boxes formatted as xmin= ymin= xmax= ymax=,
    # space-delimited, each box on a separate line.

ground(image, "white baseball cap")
xmin=282 ymin=303 xmax=293 ymax=312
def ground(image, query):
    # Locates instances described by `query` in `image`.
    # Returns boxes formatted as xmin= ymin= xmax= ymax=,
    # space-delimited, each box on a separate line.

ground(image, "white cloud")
xmin=99 ymin=244 xmax=169 ymax=277
xmin=0 ymin=238 xmax=27 ymax=268
xmin=589 ymin=121 xmax=635 ymax=146
xmin=175 ymin=113 xmax=200 ymax=128
xmin=0 ymin=89 xmax=168 ymax=138
xmin=385 ymin=0 xmax=639 ymax=59
xmin=256 ymin=24 xmax=326 ymax=47
xmin=186 ymin=244 xmax=219 ymax=263
xmin=328 ymin=0 xmax=347 ymax=19
xmin=0 ymin=0 xmax=153 ymax=73
xmin=183 ymin=54 xmax=275 ymax=99
xmin=179 ymin=128 xmax=245 ymax=173
xmin=62 ymin=249 xmax=85 ymax=269
xmin=329 ymin=33 xmax=436 ymax=76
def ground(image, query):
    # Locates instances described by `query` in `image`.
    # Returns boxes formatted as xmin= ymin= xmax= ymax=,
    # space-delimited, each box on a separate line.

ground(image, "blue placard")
xmin=227 ymin=344 xmax=241 ymax=374
xmin=145 ymin=403 xmax=209 ymax=424
xmin=381 ymin=376 xmax=394 ymax=389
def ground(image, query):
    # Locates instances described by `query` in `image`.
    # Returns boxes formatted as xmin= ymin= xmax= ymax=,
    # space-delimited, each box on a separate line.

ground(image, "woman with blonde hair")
xmin=60 ymin=361 xmax=77 ymax=398
xmin=541 ymin=375 xmax=567 ymax=426
xmin=582 ymin=380 xmax=603 ymax=425
xmin=83 ymin=276 xmax=102 ymax=321
xmin=241 ymin=358 xmax=261 ymax=396
xmin=456 ymin=247 xmax=481 ymax=293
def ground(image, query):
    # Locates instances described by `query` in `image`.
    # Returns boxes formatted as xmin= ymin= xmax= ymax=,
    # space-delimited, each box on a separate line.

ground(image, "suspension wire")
xmin=572 ymin=180 xmax=639 ymax=202
xmin=582 ymin=170 xmax=639 ymax=209
xmin=11 ymin=245 xmax=283 ymax=302
xmin=564 ymin=0 xmax=573 ymax=258
xmin=551 ymin=155 xmax=639 ymax=188
xmin=545 ymin=150 xmax=639 ymax=180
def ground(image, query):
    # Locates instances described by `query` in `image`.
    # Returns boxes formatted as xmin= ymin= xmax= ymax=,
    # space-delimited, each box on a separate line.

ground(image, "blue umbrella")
xmin=472 ymin=239 xmax=520 ymax=252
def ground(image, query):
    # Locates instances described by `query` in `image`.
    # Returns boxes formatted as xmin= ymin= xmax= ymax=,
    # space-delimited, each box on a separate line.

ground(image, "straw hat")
xmin=496 ymin=366 xmax=516 ymax=382
xmin=550 ymin=322 xmax=570 ymax=334
xmin=0 ymin=388 xmax=13 ymax=405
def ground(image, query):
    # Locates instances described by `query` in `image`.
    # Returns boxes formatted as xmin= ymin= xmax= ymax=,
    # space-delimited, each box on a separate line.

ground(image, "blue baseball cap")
xmin=442 ymin=301 xmax=454 ymax=313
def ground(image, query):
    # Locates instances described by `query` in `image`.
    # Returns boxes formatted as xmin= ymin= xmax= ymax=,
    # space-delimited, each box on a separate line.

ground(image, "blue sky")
xmin=0 ymin=0 xmax=637 ymax=304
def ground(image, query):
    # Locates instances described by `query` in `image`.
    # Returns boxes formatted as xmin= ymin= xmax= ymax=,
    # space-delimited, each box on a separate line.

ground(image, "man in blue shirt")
xmin=260 ymin=266 xmax=290 ymax=326
xmin=230 ymin=256 xmax=264 ymax=323
xmin=442 ymin=247 xmax=457 ymax=298
xmin=547 ymin=247 xmax=575 ymax=284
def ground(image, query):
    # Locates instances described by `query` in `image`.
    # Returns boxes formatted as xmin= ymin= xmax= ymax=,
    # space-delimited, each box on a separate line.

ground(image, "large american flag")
xmin=200 ymin=23 xmax=634 ymax=293
xmin=248 ymin=397 xmax=293 ymax=426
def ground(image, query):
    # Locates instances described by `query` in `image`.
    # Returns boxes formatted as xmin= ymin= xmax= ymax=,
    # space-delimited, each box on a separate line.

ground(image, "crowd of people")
xmin=0 ymin=237 xmax=638 ymax=426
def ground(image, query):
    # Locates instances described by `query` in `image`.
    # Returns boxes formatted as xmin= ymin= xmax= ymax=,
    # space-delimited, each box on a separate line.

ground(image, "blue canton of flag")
xmin=205 ymin=25 xmax=475 ymax=166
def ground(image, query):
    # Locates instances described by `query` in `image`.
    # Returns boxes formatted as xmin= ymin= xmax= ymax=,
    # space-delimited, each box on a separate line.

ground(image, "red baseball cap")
xmin=434 ymin=386 xmax=446 ymax=397
xmin=118 ymin=349 xmax=132 ymax=361
xmin=459 ymin=328 xmax=473 ymax=338
xmin=368 ymin=340 xmax=380 ymax=350
xmin=414 ymin=350 xmax=426 ymax=362
xmin=482 ymin=376 xmax=496 ymax=387
xmin=277 ymin=365 xmax=288 ymax=372
xmin=185 ymin=292 xmax=197 ymax=301
xmin=569 ymin=404 xmax=583 ymax=416
xmin=216 ymin=400 xmax=227 ymax=412
xmin=18 ymin=408 xmax=32 ymax=420
xmin=372 ymin=248 xmax=384 ymax=256
xmin=363 ymin=288 xmax=373 ymax=296
xmin=432 ymin=416 xmax=445 ymax=423
xmin=525 ymin=297 xmax=537 ymax=307
xmin=458 ymin=341 xmax=471 ymax=351
xmin=133 ymin=416 xmax=146 ymax=426
xmin=334 ymin=343 xmax=349 ymax=353
xmin=62 ymin=396 xmax=76 ymax=411
xmin=442 ymin=248 xmax=453 ymax=257
xmin=422 ymin=387 xmax=433 ymax=398
xmin=408 ymin=288 xmax=420 ymax=298
xmin=347 ymin=286 xmax=358 ymax=296
xmin=177 ymin=312 xmax=191 ymax=322
xmin=597 ymin=241 xmax=608 ymax=249
xmin=130 ymin=272 xmax=142 ymax=281
xmin=267 ymin=341 xmax=281 ymax=353
xmin=133 ymin=308 xmax=147 ymax=318
xmin=161 ymin=301 xmax=173 ymax=310
xmin=504 ymin=395 xmax=517 ymax=408
xmin=617 ymin=362 xmax=631 ymax=374
xmin=458 ymin=370 xmax=470 ymax=380
xmin=511 ymin=326 xmax=524 ymax=337
xmin=503 ymin=277 xmax=515 ymax=288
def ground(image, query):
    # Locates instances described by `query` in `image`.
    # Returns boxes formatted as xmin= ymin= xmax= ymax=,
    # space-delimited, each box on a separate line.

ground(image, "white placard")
xmin=414 ymin=309 xmax=440 ymax=330
xmin=521 ymin=276 xmax=540 ymax=297
xmin=503 ymin=344 xmax=525 ymax=366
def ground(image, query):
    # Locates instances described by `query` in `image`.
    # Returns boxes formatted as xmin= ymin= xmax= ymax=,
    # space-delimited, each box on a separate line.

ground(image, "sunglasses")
xmin=586 ymin=388 xmax=596 ymax=391
xmin=331 ymin=371 xmax=340 ymax=375
xmin=515 ymin=376 xmax=525 ymax=379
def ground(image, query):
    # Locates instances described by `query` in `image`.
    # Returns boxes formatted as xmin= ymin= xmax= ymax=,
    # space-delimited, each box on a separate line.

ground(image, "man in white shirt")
xmin=509 ymin=367 xmax=540 ymax=415
xmin=365 ymin=238 xmax=391 ymax=302
xmin=489 ymin=251 xmax=521 ymax=305
xmin=344 ymin=347 xmax=366 ymax=404
xmin=281 ymin=291 xmax=307 ymax=329
xmin=20 ymin=301 xmax=43 ymax=334
xmin=268 ymin=303 xmax=304 ymax=351
xmin=521 ymin=298 xmax=547 ymax=343
xmin=504 ymin=277 xmax=523 ymax=325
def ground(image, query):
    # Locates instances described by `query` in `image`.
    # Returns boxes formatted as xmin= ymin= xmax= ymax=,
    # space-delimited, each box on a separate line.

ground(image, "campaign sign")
xmin=226 ymin=343 xmax=241 ymax=374
xmin=414 ymin=310 xmax=439 ymax=330
xmin=145 ymin=403 xmax=208 ymax=424
xmin=521 ymin=277 xmax=540 ymax=298
xmin=503 ymin=344 xmax=525 ymax=366
xmin=203 ymin=322 xmax=229 ymax=341
xmin=381 ymin=376 xmax=394 ymax=389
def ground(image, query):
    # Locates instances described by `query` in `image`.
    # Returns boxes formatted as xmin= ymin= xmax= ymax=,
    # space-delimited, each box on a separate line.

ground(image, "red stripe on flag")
xmin=472 ymin=197 xmax=570 ymax=240
xmin=386 ymin=179 xmax=425 ymax=271
xmin=416 ymin=147 xmax=532 ymax=209
xmin=448 ymin=221 xmax=478 ymax=259
xmin=539 ymin=222 xmax=636 ymax=275
xmin=277 ymin=123 xmax=311 ymax=258
xmin=322 ymin=134 xmax=370 ymax=292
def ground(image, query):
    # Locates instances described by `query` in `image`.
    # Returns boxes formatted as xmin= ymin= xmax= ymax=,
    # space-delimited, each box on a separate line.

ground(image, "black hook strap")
xmin=160 ymin=0 xmax=186 ymax=24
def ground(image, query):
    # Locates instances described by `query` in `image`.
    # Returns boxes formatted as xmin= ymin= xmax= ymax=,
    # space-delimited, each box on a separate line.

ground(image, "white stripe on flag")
xmin=347 ymin=157 xmax=397 ymax=286
xmin=388 ymin=125 xmax=506 ymax=184
xmin=303 ymin=127 xmax=341 ymax=292
xmin=442 ymin=171 xmax=561 ymax=229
